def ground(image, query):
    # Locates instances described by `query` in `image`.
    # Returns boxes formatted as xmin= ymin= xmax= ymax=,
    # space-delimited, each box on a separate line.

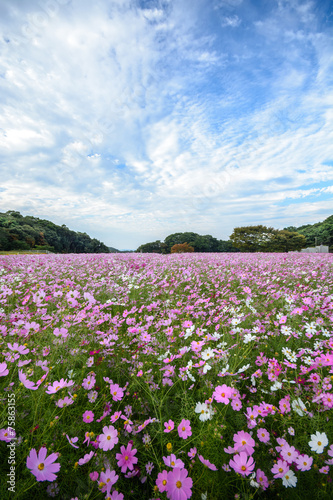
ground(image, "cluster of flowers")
xmin=0 ymin=252 xmax=333 ymax=499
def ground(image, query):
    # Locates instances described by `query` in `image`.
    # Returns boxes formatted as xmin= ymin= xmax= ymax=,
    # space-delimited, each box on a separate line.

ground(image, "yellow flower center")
xmin=125 ymin=455 xmax=129 ymax=461
xmin=38 ymin=463 xmax=45 ymax=470
xmin=176 ymin=481 xmax=182 ymax=488
xmin=318 ymin=441 xmax=322 ymax=446
xmin=241 ymin=465 xmax=246 ymax=471
xmin=107 ymin=436 xmax=111 ymax=440
xmin=162 ymin=480 xmax=167 ymax=486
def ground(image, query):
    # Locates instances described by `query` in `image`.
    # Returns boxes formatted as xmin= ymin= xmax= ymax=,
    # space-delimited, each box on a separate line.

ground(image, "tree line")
xmin=137 ymin=215 xmax=333 ymax=253
xmin=137 ymin=232 xmax=239 ymax=253
xmin=0 ymin=211 xmax=110 ymax=253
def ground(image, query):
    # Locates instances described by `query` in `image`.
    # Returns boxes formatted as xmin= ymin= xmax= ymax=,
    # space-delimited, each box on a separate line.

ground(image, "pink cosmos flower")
xmin=110 ymin=411 xmax=122 ymax=423
xmin=90 ymin=471 xmax=99 ymax=481
xmin=110 ymin=383 xmax=124 ymax=402
xmin=56 ymin=396 xmax=74 ymax=408
xmin=166 ymin=467 xmax=193 ymax=500
xmin=188 ymin=448 xmax=197 ymax=458
xmin=0 ymin=362 xmax=9 ymax=377
xmin=163 ymin=454 xmax=185 ymax=469
xmin=7 ymin=342 xmax=30 ymax=355
xmin=213 ymin=384 xmax=232 ymax=404
xmin=26 ymin=447 xmax=60 ymax=482
xmin=229 ymin=452 xmax=255 ymax=476
xmin=82 ymin=411 xmax=94 ymax=423
xmin=256 ymin=469 xmax=269 ymax=490
xmin=0 ymin=427 xmax=16 ymax=442
xmin=78 ymin=451 xmax=95 ymax=465
xmin=164 ymin=419 xmax=174 ymax=433
xmin=111 ymin=492 xmax=124 ymax=500
xmin=45 ymin=379 xmax=74 ymax=394
xmin=53 ymin=328 xmax=68 ymax=338
xmin=231 ymin=399 xmax=242 ymax=411
xmin=116 ymin=442 xmax=138 ymax=473
xmin=233 ymin=430 xmax=255 ymax=455
xmin=322 ymin=393 xmax=333 ymax=408
xmin=18 ymin=370 xmax=40 ymax=390
xmin=156 ymin=470 xmax=169 ymax=492
xmin=99 ymin=468 xmax=118 ymax=495
xmin=178 ymin=419 xmax=192 ymax=439
xmin=281 ymin=444 xmax=299 ymax=464
xmin=198 ymin=455 xmax=218 ymax=470
xmin=99 ymin=425 xmax=118 ymax=451
xmin=66 ymin=435 xmax=79 ymax=448
xmin=294 ymin=454 xmax=313 ymax=471
xmin=271 ymin=459 xmax=289 ymax=478
xmin=82 ymin=374 xmax=96 ymax=390
xmin=257 ymin=428 xmax=270 ymax=443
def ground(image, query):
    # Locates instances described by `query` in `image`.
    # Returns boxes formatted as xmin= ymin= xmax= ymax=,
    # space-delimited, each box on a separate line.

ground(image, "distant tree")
xmin=164 ymin=232 xmax=199 ymax=253
xmin=229 ymin=225 xmax=277 ymax=252
xmin=136 ymin=240 xmax=166 ymax=253
xmin=171 ymin=242 xmax=194 ymax=253
xmin=217 ymin=240 xmax=240 ymax=252
xmin=269 ymin=230 xmax=307 ymax=252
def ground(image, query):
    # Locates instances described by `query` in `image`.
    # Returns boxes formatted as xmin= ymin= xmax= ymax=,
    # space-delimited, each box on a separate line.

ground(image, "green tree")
xmin=269 ymin=230 xmax=307 ymax=252
xmin=164 ymin=232 xmax=199 ymax=253
xmin=217 ymin=240 xmax=239 ymax=252
xmin=136 ymin=240 xmax=167 ymax=253
xmin=229 ymin=225 xmax=277 ymax=252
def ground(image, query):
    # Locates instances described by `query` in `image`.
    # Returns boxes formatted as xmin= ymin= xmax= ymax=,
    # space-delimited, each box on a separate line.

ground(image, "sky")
xmin=0 ymin=0 xmax=332 ymax=250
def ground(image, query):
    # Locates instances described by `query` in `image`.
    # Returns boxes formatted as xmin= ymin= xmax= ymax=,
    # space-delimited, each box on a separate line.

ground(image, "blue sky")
xmin=0 ymin=0 xmax=332 ymax=249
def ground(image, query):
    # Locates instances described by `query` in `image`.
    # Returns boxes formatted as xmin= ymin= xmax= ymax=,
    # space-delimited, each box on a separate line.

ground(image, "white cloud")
xmin=0 ymin=0 xmax=332 ymax=249
xmin=221 ymin=15 xmax=241 ymax=27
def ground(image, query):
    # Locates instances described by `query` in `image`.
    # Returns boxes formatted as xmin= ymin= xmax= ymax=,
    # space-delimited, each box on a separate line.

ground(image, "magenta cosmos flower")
xmin=178 ymin=419 xmax=192 ymax=439
xmin=27 ymin=447 xmax=60 ymax=482
xmin=164 ymin=419 xmax=174 ymax=433
xmin=233 ymin=430 xmax=255 ymax=455
xmin=163 ymin=454 xmax=185 ymax=469
xmin=99 ymin=468 xmax=118 ymax=495
xmin=229 ymin=452 xmax=255 ymax=476
xmin=82 ymin=410 xmax=94 ymax=423
xmin=156 ymin=470 xmax=169 ymax=492
xmin=212 ymin=384 xmax=232 ymax=404
xmin=116 ymin=442 xmax=138 ymax=473
xmin=0 ymin=362 xmax=9 ymax=377
xmin=198 ymin=455 xmax=218 ymax=471
xmin=99 ymin=425 xmax=119 ymax=451
xmin=110 ymin=383 xmax=124 ymax=402
xmin=166 ymin=467 xmax=193 ymax=500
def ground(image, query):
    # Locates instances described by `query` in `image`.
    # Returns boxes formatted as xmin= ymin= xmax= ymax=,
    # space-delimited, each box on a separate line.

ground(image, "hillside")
xmin=0 ymin=211 xmax=110 ymax=253
xmin=285 ymin=215 xmax=333 ymax=249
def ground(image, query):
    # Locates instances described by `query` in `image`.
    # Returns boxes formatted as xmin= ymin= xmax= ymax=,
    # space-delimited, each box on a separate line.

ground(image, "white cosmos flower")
xmin=291 ymin=398 xmax=307 ymax=416
xmin=201 ymin=348 xmax=215 ymax=361
xmin=282 ymin=469 xmax=297 ymax=487
xmin=195 ymin=402 xmax=213 ymax=422
xmin=308 ymin=432 xmax=328 ymax=454
xmin=243 ymin=334 xmax=257 ymax=343
xmin=202 ymin=363 xmax=212 ymax=374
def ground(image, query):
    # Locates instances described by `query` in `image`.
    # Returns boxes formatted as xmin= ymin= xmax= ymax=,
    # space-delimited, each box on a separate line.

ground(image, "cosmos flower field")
xmin=1 ymin=252 xmax=333 ymax=500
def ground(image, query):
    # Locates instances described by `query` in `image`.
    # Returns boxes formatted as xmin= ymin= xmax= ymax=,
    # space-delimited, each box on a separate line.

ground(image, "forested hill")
xmin=0 ymin=211 xmax=110 ymax=253
xmin=284 ymin=215 xmax=333 ymax=248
